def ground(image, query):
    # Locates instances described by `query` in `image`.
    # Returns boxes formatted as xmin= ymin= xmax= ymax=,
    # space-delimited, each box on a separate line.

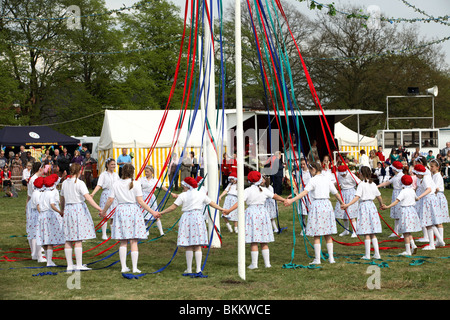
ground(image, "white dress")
xmin=97 ymin=171 xmax=120 ymax=218
xmin=303 ymin=173 xmax=338 ymax=236
xmin=396 ymin=187 xmax=422 ymax=234
xmin=61 ymin=177 xmax=96 ymax=241
xmin=334 ymin=173 xmax=360 ymax=219
xmin=354 ymin=181 xmax=382 ymax=235
xmin=432 ymin=173 xmax=450 ymax=224
xmin=140 ymin=177 xmax=161 ymax=219
xmin=174 ymin=189 xmax=211 ymax=247
xmin=108 ymin=179 xmax=148 ymax=240
xmin=243 ymin=185 xmax=275 ymax=243
xmin=36 ymin=188 xmax=65 ymax=246
xmin=222 ymin=183 xmax=238 ymax=222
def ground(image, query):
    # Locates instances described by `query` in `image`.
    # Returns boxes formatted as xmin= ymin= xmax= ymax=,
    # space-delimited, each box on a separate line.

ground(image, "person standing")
xmin=272 ymin=151 xmax=285 ymax=196
xmin=341 ymin=166 xmax=384 ymax=260
xmin=168 ymin=153 xmax=179 ymax=191
xmin=90 ymin=158 xmax=120 ymax=240
xmin=180 ymin=153 xmax=192 ymax=183
xmin=60 ymin=163 xmax=102 ymax=271
xmin=117 ymin=148 xmax=132 ymax=178
xmin=190 ymin=151 xmax=198 ymax=178
xmin=224 ymin=171 xmax=286 ymax=269
xmin=382 ymin=175 xmax=420 ymax=255
xmin=285 ymin=164 xmax=344 ymax=265
xmin=158 ymin=177 xmax=225 ymax=275
xmin=101 ymin=163 xmax=160 ymax=273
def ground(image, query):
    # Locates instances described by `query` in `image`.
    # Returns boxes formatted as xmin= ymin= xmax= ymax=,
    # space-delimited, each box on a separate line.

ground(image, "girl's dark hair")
xmin=430 ymin=158 xmax=441 ymax=169
xmin=105 ymin=157 xmax=115 ymax=170
xmin=360 ymin=166 xmax=373 ymax=183
xmin=263 ymin=175 xmax=270 ymax=188
xmin=31 ymin=162 xmax=42 ymax=176
xmin=308 ymin=162 xmax=322 ymax=172
xmin=121 ymin=163 xmax=135 ymax=190
xmin=70 ymin=163 xmax=82 ymax=183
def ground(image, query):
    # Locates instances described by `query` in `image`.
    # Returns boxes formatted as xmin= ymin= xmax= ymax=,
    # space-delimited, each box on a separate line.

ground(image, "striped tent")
xmin=97 ymin=110 xmax=221 ymax=186
xmin=334 ymin=122 xmax=378 ymax=161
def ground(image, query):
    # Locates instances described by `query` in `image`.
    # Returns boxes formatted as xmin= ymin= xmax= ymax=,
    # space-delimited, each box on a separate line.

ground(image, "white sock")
xmin=261 ymin=249 xmax=270 ymax=267
xmin=422 ymin=227 xmax=429 ymax=240
xmin=405 ymin=243 xmax=411 ymax=255
xmin=131 ymin=251 xmax=139 ymax=272
xmin=234 ymin=226 xmax=238 ymax=233
xmin=195 ymin=251 xmax=202 ymax=273
xmin=344 ymin=219 xmax=349 ymax=230
xmin=119 ymin=246 xmax=128 ymax=271
xmin=36 ymin=244 xmax=43 ymax=260
xmin=372 ymin=238 xmax=380 ymax=258
xmin=46 ymin=249 xmax=53 ymax=265
xmin=156 ymin=219 xmax=164 ymax=235
xmin=314 ymin=243 xmax=321 ymax=262
xmin=28 ymin=239 xmax=34 ymax=257
xmin=64 ymin=248 xmax=73 ymax=269
xmin=432 ymin=226 xmax=444 ymax=244
xmin=364 ymin=240 xmax=371 ymax=258
xmin=102 ymin=222 xmax=108 ymax=237
xmin=326 ymin=243 xmax=334 ymax=262
xmin=272 ymin=220 xmax=278 ymax=231
xmin=438 ymin=227 xmax=444 ymax=240
xmin=185 ymin=251 xmax=193 ymax=273
xmin=250 ymin=250 xmax=258 ymax=268
xmin=394 ymin=219 xmax=399 ymax=233
xmin=74 ymin=247 xmax=83 ymax=268
xmin=31 ymin=239 xmax=37 ymax=258
xmin=410 ymin=239 xmax=417 ymax=249
xmin=428 ymin=228 xmax=435 ymax=247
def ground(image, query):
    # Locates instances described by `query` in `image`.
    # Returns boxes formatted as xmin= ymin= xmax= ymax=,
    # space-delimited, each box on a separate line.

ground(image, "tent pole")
xmin=235 ymin=0 xmax=245 ymax=281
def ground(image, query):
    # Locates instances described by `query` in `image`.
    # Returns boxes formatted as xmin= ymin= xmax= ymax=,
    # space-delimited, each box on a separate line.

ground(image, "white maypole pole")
xmin=235 ymin=0 xmax=245 ymax=280
xmin=204 ymin=0 xmax=221 ymax=248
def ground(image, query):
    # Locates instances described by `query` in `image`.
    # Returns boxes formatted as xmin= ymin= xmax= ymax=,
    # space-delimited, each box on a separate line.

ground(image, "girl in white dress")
xmin=382 ymin=175 xmax=420 ymax=256
xmin=158 ymin=177 xmax=225 ymax=274
xmin=26 ymin=162 xmax=45 ymax=260
xmin=101 ymin=164 xmax=160 ymax=273
xmin=219 ymin=174 xmax=238 ymax=233
xmin=334 ymin=165 xmax=360 ymax=237
xmin=262 ymin=176 xmax=279 ymax=233
xmin=30 ymin=176 xmax=47 ymax=263
xmin=285 ymin=163 xmax=344 ymax=265
xmin=91 ymin=158 xmax=120 ymax=240
xmin=36 ymin=174 xmax=65 ymax=267
xmin=341 ymin=166 xmax=384 ymax=260
xmin=430 ymin=159 xmax=449 ymax=244
xmin=413 ymin=164 xmax=446 ymax=250
xmin=139 ymin=165 xmax=177 ymax=236
xmin=60 ymin=163 xmax=103 ymax=271
xmin=377 ymin=161 xmax=404 ymax=237
xmin=297 ymin=158 xmax=312 ymax=235
xmin=224 ymin=171 xmax=285 ymax=269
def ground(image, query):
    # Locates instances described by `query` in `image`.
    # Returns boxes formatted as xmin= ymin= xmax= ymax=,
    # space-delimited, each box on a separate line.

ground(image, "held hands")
xmin=340 ymin=203 xmax=349 ymax=210
xmin=284 ymin=198 xmax=294 ymax=207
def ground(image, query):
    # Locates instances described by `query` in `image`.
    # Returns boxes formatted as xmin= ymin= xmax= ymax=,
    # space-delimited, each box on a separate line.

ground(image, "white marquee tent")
xmin=97 ymin=109 xmax=227 ymax=185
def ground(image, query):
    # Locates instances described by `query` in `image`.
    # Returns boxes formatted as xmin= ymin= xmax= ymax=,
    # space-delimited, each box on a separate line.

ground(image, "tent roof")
xmin=0 ymin=126 xmax=80 ymax=147
xmin=334 ymin=122 xmax=377 ymax=147
xmin=98 ymin=109 xmax=223 ymax=150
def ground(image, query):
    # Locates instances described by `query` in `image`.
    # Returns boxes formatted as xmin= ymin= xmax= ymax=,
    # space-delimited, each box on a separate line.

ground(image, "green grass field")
xmin=1 ymin=187 xmax=449 ymax=301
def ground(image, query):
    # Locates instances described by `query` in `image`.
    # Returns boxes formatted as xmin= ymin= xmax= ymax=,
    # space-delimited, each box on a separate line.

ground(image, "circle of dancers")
xmin=23 ymin=155 xmax=448 ymax=274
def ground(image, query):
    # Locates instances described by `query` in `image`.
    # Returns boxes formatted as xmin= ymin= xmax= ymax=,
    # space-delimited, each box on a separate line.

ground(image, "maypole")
xmin=203 ymin=0 xmax=221 ymax=248
xmin=235 ymin=0 xmax=246 ymax=281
